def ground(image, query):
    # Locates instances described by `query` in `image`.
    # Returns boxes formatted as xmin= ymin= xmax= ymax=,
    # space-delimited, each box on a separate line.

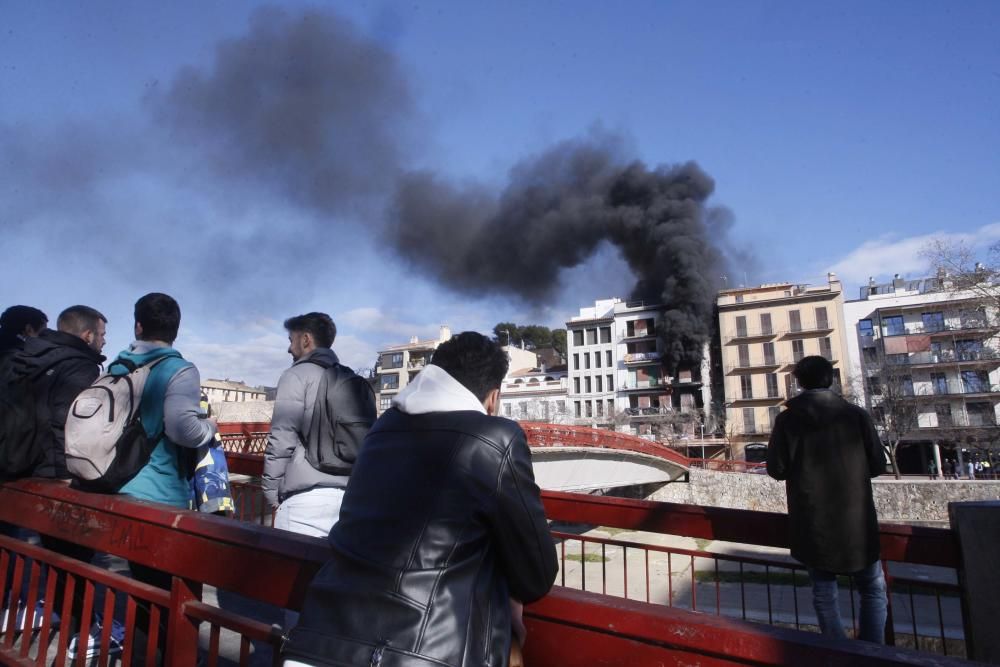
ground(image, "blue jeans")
xmin=808 ymin=560 xmax=887 ymax=643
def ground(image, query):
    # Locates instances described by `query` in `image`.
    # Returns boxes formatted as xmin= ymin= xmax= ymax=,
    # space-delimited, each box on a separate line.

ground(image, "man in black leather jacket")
xmin=283 ymin=332 xmax=558 ymax=667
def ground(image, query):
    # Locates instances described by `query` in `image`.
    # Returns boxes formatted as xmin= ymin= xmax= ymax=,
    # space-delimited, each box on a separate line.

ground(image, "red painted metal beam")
xmin=524 ymin=587 xmax=982 ymax=666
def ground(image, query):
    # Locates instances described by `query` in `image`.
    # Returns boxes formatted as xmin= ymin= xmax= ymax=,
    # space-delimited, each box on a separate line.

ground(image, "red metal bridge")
xmin=0 ymin=422 xmax=988 ymax=666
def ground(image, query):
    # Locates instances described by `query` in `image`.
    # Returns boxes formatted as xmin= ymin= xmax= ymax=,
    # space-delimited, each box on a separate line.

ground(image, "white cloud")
xmin=340 ymin=306 xmax=441 ymax=341
xmin=827 ymin=222 xmax=1000 ymax=285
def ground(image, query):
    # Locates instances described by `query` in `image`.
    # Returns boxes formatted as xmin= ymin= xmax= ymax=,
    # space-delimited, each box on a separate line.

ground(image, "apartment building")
xmin=375 ymin=326 xmax=452 ymax=414
xmin=499 ymin=362 xmax=569 ymax=423
xmin=843 ymin=274 xmax=1000 ymax=469
xmin=200 ymin=379 xmax=268 ymax=403
xmin=566 ymin=298 xmax=710 ymax=439
xmin=716 ymin=273 xmax=850 ymax=457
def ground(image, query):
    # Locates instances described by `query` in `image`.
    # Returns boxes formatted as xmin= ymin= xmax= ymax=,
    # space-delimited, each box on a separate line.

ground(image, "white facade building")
xmin=843 ymin=274 xmax=1000 ymax=465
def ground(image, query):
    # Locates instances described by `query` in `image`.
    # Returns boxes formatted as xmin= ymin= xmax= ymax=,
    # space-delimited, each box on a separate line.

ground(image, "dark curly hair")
xmin=431 ymin=331 xmax=509 ymax=402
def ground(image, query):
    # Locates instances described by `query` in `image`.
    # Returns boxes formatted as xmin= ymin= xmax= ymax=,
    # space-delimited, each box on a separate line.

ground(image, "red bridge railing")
xmin=0 ymin=479 xmax=976 ymax=667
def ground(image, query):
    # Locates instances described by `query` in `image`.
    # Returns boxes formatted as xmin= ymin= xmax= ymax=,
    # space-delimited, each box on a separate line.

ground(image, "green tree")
xmin=551 ymin=329 xmax=567 ymax=357
xmin=493 ymin=322 xmax=520 ymax=346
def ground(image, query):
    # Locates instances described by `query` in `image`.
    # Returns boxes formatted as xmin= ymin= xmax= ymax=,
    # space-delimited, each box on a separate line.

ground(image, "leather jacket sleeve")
xmin=492 ymin=429 xmax=558 ymax=604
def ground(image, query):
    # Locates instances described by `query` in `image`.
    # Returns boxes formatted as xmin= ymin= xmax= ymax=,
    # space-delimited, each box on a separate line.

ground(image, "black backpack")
xmin=0 ymin=358 xmax=68 ymax=478
xmin=303 ymin=360 xmax=377 ymax=475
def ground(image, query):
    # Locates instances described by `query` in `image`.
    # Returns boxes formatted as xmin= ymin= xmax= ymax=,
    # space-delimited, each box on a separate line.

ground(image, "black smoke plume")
xmin=388 ymin=134 xmax=729 ymax=372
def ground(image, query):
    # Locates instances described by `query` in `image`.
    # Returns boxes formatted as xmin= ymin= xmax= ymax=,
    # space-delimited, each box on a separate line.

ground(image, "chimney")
xmin=892 ymin=273 xmax=904 ymax=290
xmin=439 ymin=325 xmax=451 ymax=342
xmin=409 ymin=335 xmax=418 ymax=344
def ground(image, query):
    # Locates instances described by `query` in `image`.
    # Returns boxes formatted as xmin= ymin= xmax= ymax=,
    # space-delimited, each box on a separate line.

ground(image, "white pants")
xmin=275 ymin=487 xmax=345 ymax=637
xmin=274 ymin=486 xmax=345 ymax=538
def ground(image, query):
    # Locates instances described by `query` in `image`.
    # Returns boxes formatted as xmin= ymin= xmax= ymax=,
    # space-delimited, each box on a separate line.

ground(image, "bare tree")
xmin=864 ymin=352 xmax=922 ymax=479
xmin=920 ymin=238 xmax=1000 ymax=311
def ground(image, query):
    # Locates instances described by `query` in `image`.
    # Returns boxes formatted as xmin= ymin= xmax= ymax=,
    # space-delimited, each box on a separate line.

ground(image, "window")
xmin=595 ymin=375 xmax=603 ymax=393
xmin=382 ymin=352 xmax=403 ymax=369
xmin=735 ymin=294 xmax=744 ymax=303
xmin=573 ymin=377 xmax=580 ymax=394
xmin=586 ymin=328 xmax=597 ymax=345
xmin=518 ymin=401 xmax=528 ymax=418
xmin=931 ymin=372 xmax=947 ymax=395
xmin=863 ymin=347 xmax=878 ymax=364
xmin=585 ymin=401 xmax=593 ymax=418
xmin=738 ymin=344 xmax=750 ymax=367
xmin=763 ymin=342 xmax=776 ymax=365
xmin=789 ymin=310 xmax=802 ymax=333
xmin=859 ymin=319 xmax=874 ymax=337
xmin=819 ymin=337 xmax=833 ymax=360
xmin=901 ymin=375 xmax=914 ymax=396
xmin=768 ymin=406 xmax=781 ymax=428
xmin=743 ymin=408 xmax=756 ymax=434
xmin=596 ymin=401 xmax=604 ymax=416
xmin=786 ymin=374 xmax=802 ymax=396
xmin=735 ymin=316 xmax=748 ymax=338
xmin=606 ymin=350 xmax=613 ymax=366
xmin=956 ymin=339 xmax=982 ymax=360
xmin=594 ymin=352 xmax=601 ymax=368
xmin=883 ymin=315 xmax=905 ymax=336
xmin=792 ymin=339 xmax=805 ymax=362
xmin=967 ymin=402 xmax=996 ymax=427
xmin=962 ymin=370 xmax=989 ymax=393
xmin=866 ymin=376 xmax=882 ymax=396
xmin=740 ymin=375 xmax=753 ymax=399
xmin=572 ymin=353 xmax=579 ymax=370
xmin=766 ymin=373 xmax=779 ymax=398
xmin=573 ymin=330 xmax=584 ymax=346
xmin=607 ymin=374 xmax=614 ymax=391
xmin=760 ymin=313 xmax=773 ymax=335
xmin=934 ymin=404 xmax=952 ymax=427
xmin=584 ymin=376 xmax=592 ymax=393
xmin=504 ymin=404 xmax=512 ymax=417
xmin=584 ymin=353 xmax=591 ymax=369
xmin=379 ymin=396 xmax=392 ymax=410
xmin=815 ymin=307 xmax=829 ymax=330
xmin=556 ymin=400 xmax=565 ymax=415
xmin=607 ymin=399 xmax=614 ymax=415
xmin=922 ymin=311 xmax=945 ymax=333
xmin=600 ymin=326 xmax=611 ymax=343
xmin=380 ymin=373 xmax=399 ymax=390
xmin=574 ymin=401 xmax=581 ymax=417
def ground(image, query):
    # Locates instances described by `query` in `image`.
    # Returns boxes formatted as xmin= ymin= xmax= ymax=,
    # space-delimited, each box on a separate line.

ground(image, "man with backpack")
xmin=263 ymin=312 xmax=376 ymax=538
xmin=67 ymin=292 xmax=216 ymax=659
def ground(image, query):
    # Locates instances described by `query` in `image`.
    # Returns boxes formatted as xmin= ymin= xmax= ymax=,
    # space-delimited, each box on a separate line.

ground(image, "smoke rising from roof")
xmin=388 ymin=134 xmax=730 ymax=371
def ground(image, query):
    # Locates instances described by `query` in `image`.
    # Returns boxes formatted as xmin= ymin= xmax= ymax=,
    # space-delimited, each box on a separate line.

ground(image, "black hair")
xmin=284 ymin=312 xmax=336 ymax=348
xmin=430 ymin=331 xmax=509 ymax=402
xmin=793 ymin=355 xmax=834 ymax=390
xmin=57 ymin=305 xmax=107 ymax=337
xmin=0 ymin=305 xmax=48 ymax=352
xmin=134 ymin=293 xmax=181 ymax=344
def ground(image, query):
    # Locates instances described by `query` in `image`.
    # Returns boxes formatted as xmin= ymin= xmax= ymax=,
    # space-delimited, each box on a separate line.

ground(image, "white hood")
xmin=391 ymin=364 xmax=486 ymax=415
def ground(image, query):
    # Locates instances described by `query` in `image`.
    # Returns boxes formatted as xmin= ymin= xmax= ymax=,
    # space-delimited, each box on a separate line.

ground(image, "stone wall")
xmin=647 ymin=469 xmax=1000 ymax=523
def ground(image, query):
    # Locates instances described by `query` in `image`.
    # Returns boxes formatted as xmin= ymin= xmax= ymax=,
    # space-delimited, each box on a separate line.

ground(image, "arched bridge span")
xmin=219 ymin=421 xmax=691 ymax=492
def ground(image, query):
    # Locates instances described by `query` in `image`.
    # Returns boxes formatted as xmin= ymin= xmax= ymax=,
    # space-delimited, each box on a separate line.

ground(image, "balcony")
xmin=623 ymin=351 xmax=662 ymax=366
xmin=619 ymin=330 xmax=657 ymax=343
xmin=882 ymin=317 xmax=1000 ymax=339
xmin=899 ymin=380 xmax=1000 ymax=399
xmin=918 ymin=413 xmax=998 ymax=431
xmin=886 ymin=348 xmax=1000 ymax=369
xmin=619 ymin=378 xmax=669 ymax=392
xmin=726 ymin=358 xmax=782 ymax=374
xmin=729 ymin=393 xmax=783 ymax=405
xmin=723 ymin=327 xmax=777 ymax=343
xmin=779 ymin=322 xmax=835 ymax=338
xmin=408 ymin=358 xmax=428 ymax=370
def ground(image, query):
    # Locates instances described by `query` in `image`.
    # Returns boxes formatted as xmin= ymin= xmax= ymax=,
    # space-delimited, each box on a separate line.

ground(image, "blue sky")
xmin=1 ymin=1 xmax=997 ymax=386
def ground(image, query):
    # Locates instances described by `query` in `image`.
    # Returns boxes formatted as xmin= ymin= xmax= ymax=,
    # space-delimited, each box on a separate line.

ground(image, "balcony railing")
xmin=883 ymin=317 xmax=1000 ymax=337
xmin=619 ymin=378 xmax=669 ymax=391
xmin=726 ymin=358 xmax=781 ymax=373
xmin=923 ymin=413 xmax=998 ymax=429
xmin=901 ymin=380 xmax=1000 ymax=398
xmin=780 ymin=322 xmax=835 ymax=337
xmin=885 ymin=348 xmax=1000 ymax=367
xmin=724 ymin=327 xmax=777 ymax=342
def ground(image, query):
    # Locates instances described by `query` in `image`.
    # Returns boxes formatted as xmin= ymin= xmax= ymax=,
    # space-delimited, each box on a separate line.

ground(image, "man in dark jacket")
xmin=5 ymin=305 xmax=106 ymax=630
xmin=767 ymin=355 xmax=888 ymax=643
xmin=283 ymin=332 xmax=558 ymax=667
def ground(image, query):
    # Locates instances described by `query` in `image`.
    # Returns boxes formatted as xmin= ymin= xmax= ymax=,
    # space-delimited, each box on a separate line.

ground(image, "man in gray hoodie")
xmin=263 ymin=312 xmax=372 ymax=537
